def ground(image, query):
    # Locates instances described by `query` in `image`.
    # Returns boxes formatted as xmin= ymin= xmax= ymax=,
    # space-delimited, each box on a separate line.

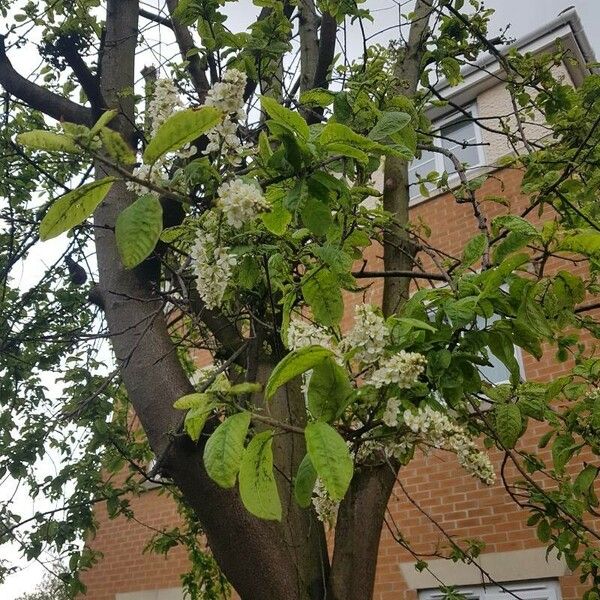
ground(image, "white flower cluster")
xmin=217 ymin=179 xmax=268 ymax=229
xmin=148 ymin=78 xmax=182 ymax=136
xmin=126 ymin=163 xmax=164 ymax=198
xmin=341 ymin=304 xmax=388 ymax=364
xmin=311 ymin=479 xmax=339 ymax=525
xmin=286 ymin=317 xmax=335 ymax=351
xmin=367 ymin=351 xmax=427 ymax=389
xmin=205 ymin=119 xmax=243 ymax=159
xmin=382 ymin=397 xmax=401 ymax=427
xmin=192 ymin=231 xmax=237 ymax=309
xmin=204 ymin=68 xmax=247 ymax=118
xmin=404 ymin=406 xmax=496 ymax=485
xmin=204 ymin=69 xmax=248 ymax=165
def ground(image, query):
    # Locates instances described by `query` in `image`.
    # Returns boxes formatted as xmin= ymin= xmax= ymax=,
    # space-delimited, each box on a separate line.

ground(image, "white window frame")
xmin=409 ymin=103 xmax=485 ymax=203
xmin=419 ymin=578 xmax=562 ymax=600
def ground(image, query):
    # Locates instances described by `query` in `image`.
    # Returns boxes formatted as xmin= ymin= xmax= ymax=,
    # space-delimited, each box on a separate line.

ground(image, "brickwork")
xmin=82 ymin=167 xmax=598 ymax=600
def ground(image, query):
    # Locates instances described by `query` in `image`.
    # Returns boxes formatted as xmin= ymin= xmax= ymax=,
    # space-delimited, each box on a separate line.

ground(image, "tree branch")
xmin=381 ymin=0 xmax=435 ymax=317
xmin=165 ymin=0 xmax=211 ymax=101
xmin=313 ymin=13 xmax=336 ymax=90
xmin=56 ymin=36 xmax=106 ymax=115
xmin=353 ymin=269 xmax=448 ymax=281
xmin=139 ymin=7 xmax=173 ymax=29
xmin=298 ymin=0 xmax=319 ymax=93
xmin=0 ymin=35 xmax=93 ymax=125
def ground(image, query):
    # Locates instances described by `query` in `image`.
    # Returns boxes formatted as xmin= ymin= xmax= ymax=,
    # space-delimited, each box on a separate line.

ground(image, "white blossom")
xmin=382 ymin=397 xmax=401 ymax=427
xmin=189 ymin=363 xmax=229 ymax=392
xmin=204 ymin=68 xmax=247 ymax=119
xmin=217 ymin=179 xmax=269 ymax=229
xmin=340 ymin=304 xmax=388 ymax=364
xmin=205 ymin=117 xmax=242 ymax=155
xmin=311 ymin=479 xmax=339 ymax=525
xmin=367 ymin=351 xmax=426 ymax=389
xmin=126 ymin=164 xmax=164 ymax=197
xmin=404 ymin=405 xmax=496 ymax=485
xmin=192 ymin=231 xmax=237 ymax=309
xmin=286 ymin=318 xmax=335 ymax=351
xmin=148 ymin=78 xmax=182 ymax=136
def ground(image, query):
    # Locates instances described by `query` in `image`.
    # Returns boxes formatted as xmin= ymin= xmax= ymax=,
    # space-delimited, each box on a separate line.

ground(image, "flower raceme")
xmin=216 ymin=179 xmax=269 ymax=229
xmin=404 ymin=405 xmax=496 ymax=485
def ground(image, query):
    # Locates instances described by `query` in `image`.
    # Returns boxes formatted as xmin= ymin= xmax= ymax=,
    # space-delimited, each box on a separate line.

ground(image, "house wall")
xmin=478 ymin=63 xmax=574 ymax=165
xmin=81 ymin=165 xmax=599 ymax=600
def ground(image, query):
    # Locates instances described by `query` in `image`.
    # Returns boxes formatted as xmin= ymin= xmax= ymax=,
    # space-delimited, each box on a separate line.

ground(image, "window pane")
xmin=440 ymin=117 xmax=480 ymax=173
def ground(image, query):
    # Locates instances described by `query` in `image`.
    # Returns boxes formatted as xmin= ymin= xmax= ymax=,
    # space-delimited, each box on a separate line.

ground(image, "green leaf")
xmin=239 ymin=430 xmax=282 ymax=521
xmin=517 ymin=283 xmax=553 ymax=338
xmin=368 ymin=111 xmax=411 ymax=141
xmin=491 ymin=215 xmax=538 ymax=237
xmin=262 ymin=202 xmax=291 ymax=236
xmin=302 ymin=269 xmax=343 ymax=326
xmin=320 ymin=122 xmax=371 ymax=150
xmin=227 ymin=382 xmax=262 ymax=395
xmin=440 ymin=57 xmax=461 ymax=85
xmin=574 ymin=465 xmax=598 ymax=496
xmin=393 ymin=317 xmax=437 ymax=333
xmin=559 ymin=230 xmax=600 ymax=257
xmin=265 ymin=345 xmax=333 ymax=400
xmin=305 ymin=422 xmax=353 ymax=501
xmin=294 ymin=454 xmax=317 ymax=508
xmin=40 ymin=178 xmax=115 ymax=241
xmin=552 ymin=433 xmax=577 ymax=473
xmin=461 ymin=234 xmax=487 ymax=268
xmin=495 ymin=404 xmax=522 ymax=449
xmin=307 ymin=358 xmax=353 ymax=422
xmin=444 ymin=296 xmax=477 ymax=327
xmin=537 ymin=519 xmax=551 ymax=543
xmin=115 ymin=194 xmax=163 ymax=269
xmin=323 ymin=142 xmax=369 ymax=163
xmin=592 ymin=396 xmax=600 ymax=430
xmin=184 ymin=396 xmax=216 ymax=442
xmin=261 ymin=96 xmax=309 ymax=140
xmin=203 ymin=412 xmax=251 ymax=488
xmin=300 ymin=89 xmax=335 ymax=108
xmin=90 ymin=109 xmax=118 ymax=137
xmin=493 ymin=231 xmax=532 ymax=264
xmin=174 ymin=392 xmax=214 ymax=409
xmin=312 ymin=245 xmax=353 ymax=273
xmin=488 ymin=329 xmax=521 ymax=384
xmin=143 ymin=107 xmax=221 ymax=163
xmin=517 ymin=383 xmax=547 ymax=420
xmin=17 ymin=130 xmax=81 ymax=154
xmin=99 ymin=128 xmax=137 ymax=165
xmin=300 ymin=196 xmax=333 ymax=236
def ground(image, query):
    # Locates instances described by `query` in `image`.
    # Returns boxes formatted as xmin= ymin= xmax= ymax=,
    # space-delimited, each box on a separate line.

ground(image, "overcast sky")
xmin=1 ymin=0 xmax=599 ymax=598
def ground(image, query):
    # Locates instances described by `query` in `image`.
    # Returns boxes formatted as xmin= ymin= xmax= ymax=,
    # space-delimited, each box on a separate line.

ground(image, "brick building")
xmin=81 ymin=11 xmax=598 ymax=600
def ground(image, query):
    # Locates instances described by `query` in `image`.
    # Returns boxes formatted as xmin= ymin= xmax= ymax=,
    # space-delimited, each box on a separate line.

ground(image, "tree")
xmin=0 ymin=0 xmax=599 ymax=599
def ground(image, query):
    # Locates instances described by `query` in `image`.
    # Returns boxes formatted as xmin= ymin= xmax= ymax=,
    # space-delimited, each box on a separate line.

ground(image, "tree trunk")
xmin=92 ymin=2 xmax=327 ymax=598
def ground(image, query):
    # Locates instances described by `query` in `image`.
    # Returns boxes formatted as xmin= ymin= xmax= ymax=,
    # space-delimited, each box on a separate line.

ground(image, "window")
xmin=409 ymin=106 xmax=484 ymax=199
xmin=419 ymin=579 xmax=561 ymax=600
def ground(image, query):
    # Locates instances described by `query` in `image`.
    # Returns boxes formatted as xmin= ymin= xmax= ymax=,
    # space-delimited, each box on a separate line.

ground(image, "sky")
xmin=1 ymin=0 xmax=599 ymax=598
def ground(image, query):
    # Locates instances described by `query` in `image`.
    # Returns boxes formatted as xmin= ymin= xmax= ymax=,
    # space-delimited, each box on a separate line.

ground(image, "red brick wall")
xmin=82 ymin=167 xmax=598 ymax=600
